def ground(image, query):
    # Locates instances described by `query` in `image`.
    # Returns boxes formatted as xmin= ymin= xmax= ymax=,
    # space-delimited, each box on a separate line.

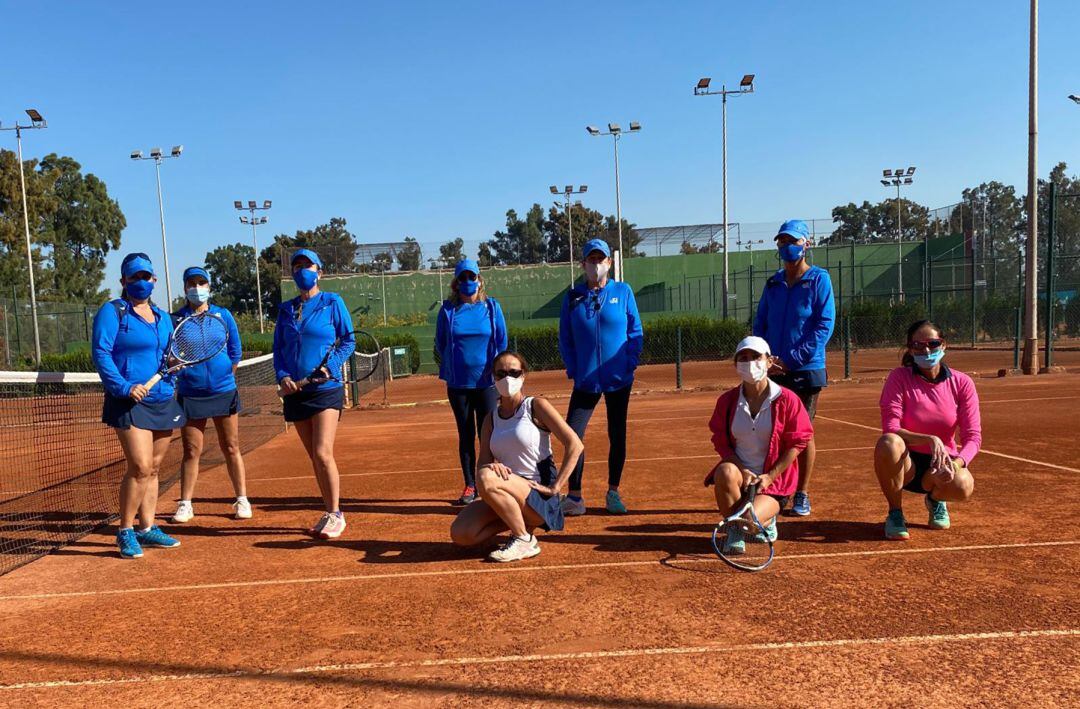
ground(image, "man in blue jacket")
xmin=753 ymin=219 xmax=836 ymax=517
xmin=558 ymin=239 xmax=644 ymax=515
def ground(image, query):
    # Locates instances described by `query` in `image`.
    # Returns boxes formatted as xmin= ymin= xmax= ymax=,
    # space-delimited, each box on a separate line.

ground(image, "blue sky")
xmin=5 ymin=1 xmax=1080 ymax=298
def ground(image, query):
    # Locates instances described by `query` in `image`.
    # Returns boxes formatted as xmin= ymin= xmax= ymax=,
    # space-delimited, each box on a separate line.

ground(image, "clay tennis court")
xmin=0 ymin=370 xmax=1077 ymax=706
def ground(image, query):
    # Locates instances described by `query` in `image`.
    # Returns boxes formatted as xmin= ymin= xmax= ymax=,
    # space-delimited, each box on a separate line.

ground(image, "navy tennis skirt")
xmin=102 ymin=394 xmax=186 ymax=431
xmin=524 ymin=457 xmax=564 ymax=532
xmin=282 ymin=386 xmax=344 ymax=422
xmin=179 ymin=389 xmax=240 ymax=421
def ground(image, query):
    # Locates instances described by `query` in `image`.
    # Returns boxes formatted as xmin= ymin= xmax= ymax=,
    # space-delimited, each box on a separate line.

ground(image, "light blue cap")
xmin=182 ymin=266 xmax=210 ymax=283
xmin=775 ymin=219 xmax=810 ymax=241
xmin=582 ymin=238 xmax=611 ymax=259
xmin=121 ymin=254 xmax=155 ymax=278
xmin=290 ymin=248 xmax=323 ymax=268
xmin=454 ymin=258 xmax=480 ymax=277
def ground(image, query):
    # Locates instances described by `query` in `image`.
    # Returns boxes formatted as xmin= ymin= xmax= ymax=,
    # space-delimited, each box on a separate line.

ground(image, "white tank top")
xmin=489 ymin=397 xmax=552 ymax=483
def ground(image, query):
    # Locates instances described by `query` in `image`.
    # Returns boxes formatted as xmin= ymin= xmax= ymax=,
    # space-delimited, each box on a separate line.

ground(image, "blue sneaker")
xmin=116 ymin=528 xmax=143 ymax=559
xmin=605 ymin=489 xmax=628 ymax=514
xmin=925 ymin=495 xmax=950 ymax=530
xmin=722 ymin=525 xmax=746 ymax=555
xmin=885 ymin=509 xmax=910 ymax=540
xmin=136 ymin=525 xmax=181 ymax=549
xmin=748 ymin=519 xmax=778 ymax=544
xmin=790 ymin=491 xmax=811 ymax=516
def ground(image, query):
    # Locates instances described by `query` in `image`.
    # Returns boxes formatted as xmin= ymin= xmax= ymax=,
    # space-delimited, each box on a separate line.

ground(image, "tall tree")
xmin=438 ymin=237 xmax=465 ymax=267
xmin=601 ymin=215 xmax=644 ymax=257
xmin=828 ymin=198 xmax=930 ymax=243
xmin=477 ymin=242 xmax=494 ymax=268
xmin=543 ymin=202 xmax=608 ymax=262
xmin=204 ymin=242 xmax=257 ymax=311
xmin=258 ymin=217 xmax=360 ymax=315
xmin=0 ymin=149 xmax=52 ymax=300
xmin=482 ymin=205 xmax=547 ymax=265
xmin=679 ymin=239 xmax=720 ymax=254
xmin=397 ymin=236 xmax=421 ymax=271
xmin=38 ymin=154 xmax=125 ymax=301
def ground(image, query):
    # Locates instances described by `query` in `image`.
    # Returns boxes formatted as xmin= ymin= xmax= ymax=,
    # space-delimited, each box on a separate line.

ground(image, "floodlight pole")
xmin=1022 ymin=0 xmax=1039 ymax=374
xmin=552 ymin=185 xmax=587 ymax=287
xmin=236 ymin=200 xmax=272 ymax=333
xmin=695 ymin=77 xmax=754 ymax=319
xmin=132 ymin=147 xmax=183 ymax=308
xmin=1 ymin=115 xmax=47 ymax=363
xmin=586 ymin=124 xmax=640 ymax=279
xmin=879 ymin=168 xmax=916 ymax=302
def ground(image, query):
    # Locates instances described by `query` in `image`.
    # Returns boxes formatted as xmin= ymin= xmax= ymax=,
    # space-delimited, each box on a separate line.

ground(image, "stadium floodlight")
xmin=1069 ymin=94 xmax=1080 ymax=105
xmin=1 ymin=109 xmax=51 ymax=361
xmin=585 ymin=122 xmax=642 ymax=273
xmin=549 ymin=183 xmax=588 ymax=287
xmin=549 ymin=185 xmax=558 ymax=194
xmin=692 ymin=72 xmax=757 ymax=318
xmin=130 ymin=142 xmax=185 ymax=307
xmin=234 ymin=198 xmax=272 ymax=332
xmin=564 ymin=185 xmax=573 ymax=193
xmin=579 ymin=185 xmax=588 ymax=193
xmin=878 ymin=164 xmax=917 ymax=302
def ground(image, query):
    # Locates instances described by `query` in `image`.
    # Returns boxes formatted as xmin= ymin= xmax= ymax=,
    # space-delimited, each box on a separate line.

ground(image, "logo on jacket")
xmin=610 ymin=297 xmax=619 ymax=304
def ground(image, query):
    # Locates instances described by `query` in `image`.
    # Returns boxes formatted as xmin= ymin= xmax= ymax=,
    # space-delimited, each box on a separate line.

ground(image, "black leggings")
xmin=566 ymin=384 xmax=632 ymax=491
xmin=447 ymin=386 xmax=499 ymax=487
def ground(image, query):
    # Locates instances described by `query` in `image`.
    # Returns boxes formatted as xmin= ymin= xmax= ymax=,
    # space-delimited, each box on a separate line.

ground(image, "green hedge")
xmin=376 ymin=332 xmax=421 ymax=374
xmin=39 ymin=348 xmax=95 ymax=372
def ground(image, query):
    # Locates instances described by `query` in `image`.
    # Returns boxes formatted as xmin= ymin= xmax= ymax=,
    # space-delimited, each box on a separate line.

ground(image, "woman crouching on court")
xmin=91 ymin=252 xmax=184 ymax=559
xmin=705 ymin=336 xmax=813 ymax=555
xmin=450 ymin=351 xmax=583 ymax=562
xmin=273 ymin=248 xmax=356 ymax=540
xmin=875 ymin=320 xmax=981 ymax=540
xmin=171 ymin=266 xmax=251 ymax=524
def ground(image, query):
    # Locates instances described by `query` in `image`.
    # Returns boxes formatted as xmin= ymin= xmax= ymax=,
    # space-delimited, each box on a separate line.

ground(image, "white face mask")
xmin=585 ymin=261 xmax=610 ymax=282
xmin=495 ymin=374 xmax=524 ymax=397
xmin=736 ymin=359 xmax=769 ymax=384
xmin=186 ymin=286 xmax=210 ymax=305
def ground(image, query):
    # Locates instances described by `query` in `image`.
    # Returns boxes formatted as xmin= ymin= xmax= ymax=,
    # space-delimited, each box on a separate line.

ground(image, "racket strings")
xmin=171 ymin=315 xmax=228 ymax=363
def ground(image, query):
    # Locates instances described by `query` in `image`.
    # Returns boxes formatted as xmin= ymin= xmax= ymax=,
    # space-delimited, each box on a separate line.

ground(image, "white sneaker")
xmin=319 ymin=513 xmax=347 ymax=540
xmin=171 ymin=500 xmax=194 ymax=524
xmin=488 ymin=534 xmax=541 ymax=563
xmin=233 ymin=497 xmax=252 ymax=520
xmin=561 ymin=496 xmax=586 ymax=516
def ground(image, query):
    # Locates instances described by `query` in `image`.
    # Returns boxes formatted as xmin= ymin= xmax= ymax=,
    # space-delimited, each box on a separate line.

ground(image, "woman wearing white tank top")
xmin=451 ymin=351 xmax=583 ymax=562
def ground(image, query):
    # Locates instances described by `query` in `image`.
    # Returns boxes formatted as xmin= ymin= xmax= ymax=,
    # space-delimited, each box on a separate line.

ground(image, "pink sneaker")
xmin=319 ymin=512 xmax=347 ymax=540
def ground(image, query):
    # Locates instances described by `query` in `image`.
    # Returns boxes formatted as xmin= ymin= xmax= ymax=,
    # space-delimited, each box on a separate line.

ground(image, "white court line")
xmin=1 ymin=540 xmax=1074 ymax=602
xmin=248 ymin=448 xmax=871 ymax=483
xmin=822 ymin=395 xmax=1080 ymax=414
xmin=816 ymin=415 xmax=1080 ymax=474
xmin=1 ymin=628 xmax=1075 ymax=690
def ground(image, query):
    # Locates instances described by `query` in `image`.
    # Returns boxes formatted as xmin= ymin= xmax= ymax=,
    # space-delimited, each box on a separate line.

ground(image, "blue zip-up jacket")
xmin=559 ymin=280 xmax=643 ymax=393
xmin=91 ymin=298 xmax=176 ymax=403
xmin=753 ymin=265 xmax=836 ymax=372
xmin=435 ymin=297 xmax=508 ymax=389
xmin=172 ymin=304 xmax=243 ymax=396
xmin=273 ymin=291 xmax=356 ymax=391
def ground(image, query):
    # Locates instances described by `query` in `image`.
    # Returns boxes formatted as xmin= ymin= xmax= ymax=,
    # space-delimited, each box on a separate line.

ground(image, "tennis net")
xmin=0 ymin=354 xmax=283 ymax=576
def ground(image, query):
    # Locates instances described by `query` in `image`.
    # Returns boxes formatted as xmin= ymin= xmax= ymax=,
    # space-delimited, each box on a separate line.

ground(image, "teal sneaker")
xmin=885 ymin=509 xmax=910 ymax=540
xmin=925 ymin=495 xmax=950 ymax=530
xmin=748 ymin=519 xmax=778 ymax=544
xmin=136 ymin=525 xmax=181 ymax=549
xmin=116 ymin=528 xmax=143 ymax=559
xmin=722 ymin=525 xmax=746 ymax=555
xmin=605 ymin=489 xmax=628 ymax=515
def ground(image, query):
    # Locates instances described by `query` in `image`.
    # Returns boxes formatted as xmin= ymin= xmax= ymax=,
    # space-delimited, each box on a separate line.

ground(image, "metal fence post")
xmin=844 ymin=316 xmax=851 ymax=379
xmin=837 ymin=261 xmax=844 ymax=317
xmin=927 ymin=247 xmax=934 ymax=320
xmin=11 ymin=288 xmax=22 ymax=359
xmin=1 ymin=304 xmax=9 ymax=368
xmin=83 ymin=308 xmax=91 ymax=341
xmin=513 ymin=335 xmax=518 ymax=353
xmin=675 ymin=326 xmax=683 ymax=390
xmin=1044 ymin=182 xmax=1057 ymax=371
xmin=970 ymin=254 xmax=977 ymax=348
xmin=1013 ymin=307 xmax=1021 ymax=370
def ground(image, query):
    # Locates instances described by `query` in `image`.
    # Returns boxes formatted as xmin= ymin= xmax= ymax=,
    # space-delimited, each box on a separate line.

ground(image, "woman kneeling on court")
xmin=450 ymin=351 xmax=583 ymax=562
xmin=705 ymin=336 xmax=813 ymax=554
xmin=92 ymin=252 xmax=185 ymax=559
xmin=875 ymin=320 xmax=981 ymax=540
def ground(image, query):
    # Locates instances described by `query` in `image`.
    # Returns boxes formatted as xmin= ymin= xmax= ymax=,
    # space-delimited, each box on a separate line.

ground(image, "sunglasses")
xmin=457 ymin=273 xmax=478 ymax=283
xmin=494 ymin=369 xmax=523 ymax=379
xmin=125 ymin=273 xmax=153 ymax=282
xmin=909 ymin=339 xmax=944 ymax=351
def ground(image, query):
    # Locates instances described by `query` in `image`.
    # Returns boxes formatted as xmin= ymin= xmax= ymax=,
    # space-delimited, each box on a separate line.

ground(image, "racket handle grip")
xmin=277 ymin=377 xmax=308 ymax=397
xmin=143 ymin=373 xmax=163 ymax=390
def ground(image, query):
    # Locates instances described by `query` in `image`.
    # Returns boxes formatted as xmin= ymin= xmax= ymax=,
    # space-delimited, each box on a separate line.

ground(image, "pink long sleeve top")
xmin=879 ymin=364 xmax=983 ymax=466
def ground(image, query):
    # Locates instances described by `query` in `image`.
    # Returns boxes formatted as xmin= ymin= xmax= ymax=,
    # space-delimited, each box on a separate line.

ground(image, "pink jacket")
xmin=879 ymin=365 xmax=982 ymax=466
xmin=708 ymin=385 xmax=814 ymax=497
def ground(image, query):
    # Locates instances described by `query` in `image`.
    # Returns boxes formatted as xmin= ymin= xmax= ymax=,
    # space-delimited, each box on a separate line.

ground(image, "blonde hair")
xmin=448 ymin=274 xmax=487 ymax=305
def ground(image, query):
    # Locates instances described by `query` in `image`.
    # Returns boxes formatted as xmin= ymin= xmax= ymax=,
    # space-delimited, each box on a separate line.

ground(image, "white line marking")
xmin=1 ymin=540 xmax=1074 ymax=602
xmin=817 ymin=415 xmax=1080 ymax=473
xmin=822 ymin=395 xmax=1080 ymax=414
xmin=2 ymin=629 xmax=1076 ymax=690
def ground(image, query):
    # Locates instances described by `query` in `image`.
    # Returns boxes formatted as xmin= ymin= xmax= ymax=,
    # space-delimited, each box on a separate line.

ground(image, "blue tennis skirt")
xmin=179 ymin=389 xmax=240 ymax=421
xmin=525 ymin=456 xmax=564 ymax=532
xmin=282 ymin=386 xmax=344 ymax=422
xmin=102 ymin=394 xmax=186 ymax=431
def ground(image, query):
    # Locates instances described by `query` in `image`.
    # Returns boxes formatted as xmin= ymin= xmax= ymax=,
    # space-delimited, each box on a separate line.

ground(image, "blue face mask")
xmin=913 ymin=349 xmax=945 ymax=368
xmin=458 ymin=278 xmax=479 ymax=296
xmin=779 ymin=243 xmax=806 ymax=263
xmin=293 ymin=268 xmax=318 ymax=291
xmin=126 ymin=278 xmax=154 ymax=300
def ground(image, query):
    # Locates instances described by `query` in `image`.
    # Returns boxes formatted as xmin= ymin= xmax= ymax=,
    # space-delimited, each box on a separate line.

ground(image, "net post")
xmin=675 ymin=325 xmax=683 ymax=390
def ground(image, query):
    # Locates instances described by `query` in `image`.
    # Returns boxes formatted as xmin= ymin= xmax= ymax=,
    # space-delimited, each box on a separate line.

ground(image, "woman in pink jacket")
xmin=705 ymin=336 xmax=814 ymax=555
xmin=875 ymin=320 xmax=981 ymax=540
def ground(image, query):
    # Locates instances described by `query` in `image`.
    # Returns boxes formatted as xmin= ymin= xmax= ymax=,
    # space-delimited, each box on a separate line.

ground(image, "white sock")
xmin=236 ymin=496 xmax=248 ymax=503
xmin=179 ymin=499 xmax=191 ymax=505
xmin=516 ymin=533 xmax=533 ymax=543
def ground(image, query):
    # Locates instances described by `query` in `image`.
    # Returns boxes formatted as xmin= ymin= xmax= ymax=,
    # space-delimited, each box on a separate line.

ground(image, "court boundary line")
xmin=1 ymin=628 xmax=1075 ymax=690
xmin=816 ymin=415 xmax=1080 ymax=473
xmin=2 ymin=540 xmax=1074 ymax=602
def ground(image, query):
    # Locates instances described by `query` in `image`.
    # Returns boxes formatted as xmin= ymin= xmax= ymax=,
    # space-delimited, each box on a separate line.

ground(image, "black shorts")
xmin=764 ymin=493 xmax=790 ymax=509
xmin=903 ymin=451 xmax=934 ymax=493
xmin=102 ymin=394 xmax=186 ymax=431
xmin=282 ymin=387 xmax=344 ymax=423
xmin=769 ymin=372 xmax=822 ymax=419
xmin=178 ymin=389 xmax=240 ymax=421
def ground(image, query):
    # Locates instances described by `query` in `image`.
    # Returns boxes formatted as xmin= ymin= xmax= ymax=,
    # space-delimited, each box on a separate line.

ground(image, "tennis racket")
xmin=711 ymin=482 xmax=775 ymax=572
xmin=144 ymin=311 xmax=229 ymax=389
xmin=278 ymin=329 xmax=381 ymax=396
